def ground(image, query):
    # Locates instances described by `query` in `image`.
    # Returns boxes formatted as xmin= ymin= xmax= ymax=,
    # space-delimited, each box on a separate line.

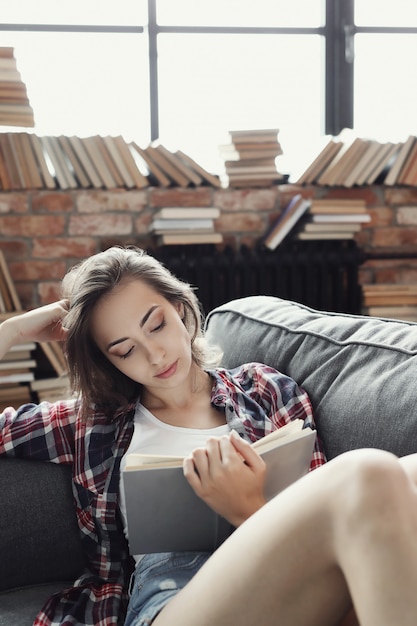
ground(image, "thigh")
xmin=124 ymin=552 xmax=211 ymax=626
xmin=153 ymin=458 xmax=356 ymax=626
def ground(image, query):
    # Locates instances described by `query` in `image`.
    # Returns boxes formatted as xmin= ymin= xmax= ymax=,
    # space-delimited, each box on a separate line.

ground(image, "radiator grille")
xmin=152 ymin=240 xmax=363 ymax=316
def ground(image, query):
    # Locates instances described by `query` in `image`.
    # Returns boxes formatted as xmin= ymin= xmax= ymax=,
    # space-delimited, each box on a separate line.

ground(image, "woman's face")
xmin=91 ymin=279 xmax=193 ymax=392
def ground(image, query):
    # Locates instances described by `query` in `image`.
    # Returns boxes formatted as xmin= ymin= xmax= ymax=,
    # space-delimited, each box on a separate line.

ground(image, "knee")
xmin=330 ymin=449 xmax=413 ymax=531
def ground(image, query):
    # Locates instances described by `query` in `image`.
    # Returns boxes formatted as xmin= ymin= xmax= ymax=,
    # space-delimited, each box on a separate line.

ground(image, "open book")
xmin=122 ymin=419 xmax=316 ymax=554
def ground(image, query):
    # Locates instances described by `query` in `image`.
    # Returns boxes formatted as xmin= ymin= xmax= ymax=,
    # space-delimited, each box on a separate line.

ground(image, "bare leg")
xmin=154 ymin=449 xmax=417 ymax=626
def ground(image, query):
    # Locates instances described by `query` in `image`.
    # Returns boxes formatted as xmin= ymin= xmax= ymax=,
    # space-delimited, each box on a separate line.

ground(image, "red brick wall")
xmin=0 ymin=184 xmax=416 ymax=311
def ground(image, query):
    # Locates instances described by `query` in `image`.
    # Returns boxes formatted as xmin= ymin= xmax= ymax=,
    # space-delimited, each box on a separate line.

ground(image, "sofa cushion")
xmin=0 ymin=457 xmax=85 ymax=592
xmin=205 ymin=296 xmax=417 ymax=460
xmin=0 ymin=583 xmax=71 ymax=626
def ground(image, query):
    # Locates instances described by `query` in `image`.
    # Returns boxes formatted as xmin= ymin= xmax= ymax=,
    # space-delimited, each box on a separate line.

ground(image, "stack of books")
xmin=0 ymin=48 xmax=34 ymax=128
xmin=30 ymin=340 xmax=69 ymax=403
xmin=219 ymin=129 xmax=287 ymax=188
xmin=149 ymin=206 xmax=223 ymax=246
xmin=362 ymin=284 xmax=417 ymax=322
xmin=295 ymin=198 xmax=371 ymax=240
xmin=0 ymin=248 xmax=70 ymax=405
xmin=0 ymin=340 xmax=37 ymax=409
xmin=295 ymin=131 xmax=417 ymax=188
xmin=0 ymin=248 xmax=36 ymax=409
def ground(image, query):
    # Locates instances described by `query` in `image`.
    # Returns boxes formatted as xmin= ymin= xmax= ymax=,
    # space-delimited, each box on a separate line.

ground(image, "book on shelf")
xmin=0 ymin=250 xmax=22 ymax=311
xmin=57 ymin=135 xmax=91 ymax=189
xmin=6 ymin=132 xmax=25 ymax=189
xmin=295 ymin=139 xmax=343 ymax=185
xmin=0 ymin=371 xmax=34 ymax=384
xmin=0 ymin=136 xmax=12 ymax=191
xmin=153 ymin=207 xmax=220 ymax=220
xmin=296 ymin=231 xmax=355 ymax=240
xmin=18 ymin=133 xmax=43 ymax=189
xmin=262 ymin=194 xmax=311 ymax=250
xmin=30 ymin=374 xmax=70 ymax=403
xmin=320 ymin=137 xmax=370 ymax=187
xmin=0 ymin=358 xmax=36 ymax=371
xmin=227 ymin=128 xmax=280 ymax=144
xmin=41 ymin=136 xmax=78 ymax=190
xmin=0 ymin=384 xmax=32 ymax=411
xmin=94 ymin=135 xmax=125 ymax=188
xmin=145 ymin=144 xmax=190 ymax=187
xmin=308 ymin=199 xmax=367 ymax=214
xmin=309 ymin=213 xmax=371 ymax=223
xmin=342 ymin=140 xmax=383 ymax=188
xmin=365 ymin=142 xmax=402 ymax=185
xmin=154 ymin=144 xmax=203 ymax=187
xmin=66 ymin=136 xmax=103 ymax=189
xmin=397 ymin=139 xmax=417 ymax=187
xmin=301 ymin=222 xmax=361 ymax=233
xmin=82 ymin=136 xmax=118 ymax=189
xmin=122 ymin=419 xmax=316 ymax=553
xmin=150 ymin=218 xmax=215 ymax=233
xmin=362 ymin=284 xmax=417 ymax=307
xmin=39 ymin=341 xmax=68 ymax=377
xmin=363 ymin=305 xmax=417 ymax=322
xmin=3 ymin=342 xmax=36 ymax=361
xmin=28 ymin=134 xmax=56 ymax=190
xmin=384 ymin=136 xmax=415 ymax=186
xmin=111 ymin=137 xmax=150 ymax=190
xmin=130 ymin=142 xmax=171 ymax=188
xmin=102 ymin=136 xmax=136 ymax=189
xmin=157 ymin=232 xmax=223 ymax=246
xmin=175 ymin=150 xmax=222 ymax=188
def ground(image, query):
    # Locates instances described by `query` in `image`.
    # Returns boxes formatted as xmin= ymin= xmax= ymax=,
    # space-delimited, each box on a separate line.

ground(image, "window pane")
xmin=355 ymin=0 xmax=417 ymax=27
xmin=354 ymin=34 xmax=417 ymax=141
xmin=0 ymin=32 xmax=150 ymax=142
xmin=1 ymin=0 xmax=146 ymax=26
xmin=157 ymin=0 xmax=324 ymax=28
xmin=157 ymin=34 xmax=323 ymax=178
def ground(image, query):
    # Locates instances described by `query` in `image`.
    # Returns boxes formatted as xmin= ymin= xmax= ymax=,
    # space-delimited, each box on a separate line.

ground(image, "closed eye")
xmin=120 ymin=346 xmax=134 ymax=359
xmin=152 ymin=319 xmax=166 ymax=332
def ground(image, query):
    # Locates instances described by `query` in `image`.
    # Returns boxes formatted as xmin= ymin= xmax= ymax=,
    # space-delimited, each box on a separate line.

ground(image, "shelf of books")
xmin=362 ymin=284 xmax=417 ymax=323
xmin=0 ymin=250 xmax=69 ymax=409
xmin=296 ymin=132 xmax=417 ymax=188
xmin=262 ymin=195 xmax=371 ymax=250
xmin=0 ymin=133 xmax=222 ymax=192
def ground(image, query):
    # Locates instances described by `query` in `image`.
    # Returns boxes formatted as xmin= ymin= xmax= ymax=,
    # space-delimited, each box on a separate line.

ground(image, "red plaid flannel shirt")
xmin=0 ymin=362 xmax=325 ymax=625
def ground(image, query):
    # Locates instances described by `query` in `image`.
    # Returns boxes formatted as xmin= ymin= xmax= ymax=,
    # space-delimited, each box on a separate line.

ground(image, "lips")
xmin=155 ymin=361 xmax=178 ymax=379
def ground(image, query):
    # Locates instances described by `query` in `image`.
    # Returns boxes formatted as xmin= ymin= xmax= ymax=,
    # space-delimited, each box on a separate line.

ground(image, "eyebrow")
xmin=105 ymin=305 xmax=160 ymax=351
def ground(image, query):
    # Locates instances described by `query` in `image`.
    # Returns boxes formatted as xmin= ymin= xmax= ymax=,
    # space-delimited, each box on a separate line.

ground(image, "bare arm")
xmin=0 ymin=300 xmax=69 ymax=359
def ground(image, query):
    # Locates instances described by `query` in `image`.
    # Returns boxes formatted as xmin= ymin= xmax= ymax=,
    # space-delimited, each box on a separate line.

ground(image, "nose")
xmin=145 ymin=339 xmax=165 ymax=365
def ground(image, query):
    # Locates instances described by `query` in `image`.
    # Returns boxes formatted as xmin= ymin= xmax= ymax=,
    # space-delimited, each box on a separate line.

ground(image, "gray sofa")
xmin=2 ymin=295 xmax=417 ymax=625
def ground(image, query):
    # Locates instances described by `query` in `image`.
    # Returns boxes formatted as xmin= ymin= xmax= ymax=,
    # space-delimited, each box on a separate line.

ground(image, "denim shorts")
xmin=124 ymin=552 xmax=211 ymax=626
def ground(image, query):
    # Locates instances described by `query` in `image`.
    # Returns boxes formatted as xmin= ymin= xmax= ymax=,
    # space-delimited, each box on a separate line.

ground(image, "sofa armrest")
xmin=0 ymin=457 xmax=85 ymax=592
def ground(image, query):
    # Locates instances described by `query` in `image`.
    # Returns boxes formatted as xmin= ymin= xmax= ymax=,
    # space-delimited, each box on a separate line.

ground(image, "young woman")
xmin=1 ymin=245 xmax=417 ymax=626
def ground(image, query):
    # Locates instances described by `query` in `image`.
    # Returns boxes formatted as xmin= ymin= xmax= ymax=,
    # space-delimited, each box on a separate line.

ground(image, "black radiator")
xmin=151 ymin=240 xmax=363 ymax=316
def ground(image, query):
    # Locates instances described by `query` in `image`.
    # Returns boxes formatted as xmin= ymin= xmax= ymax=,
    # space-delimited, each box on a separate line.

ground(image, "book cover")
xmin=122 ymin=420 xmax=316 ymax=553
xmin=150 ymin=218 xmax=214 ymax=232
xmin=263 ymin=195 xmax=311 ymax=250
xmin=157 ymin=232 xmax=223 ymax=246
xmin=310 ymin=213 xmax=370 ymax=223
xmin=153 ymin=207 xmax=220 ymax=220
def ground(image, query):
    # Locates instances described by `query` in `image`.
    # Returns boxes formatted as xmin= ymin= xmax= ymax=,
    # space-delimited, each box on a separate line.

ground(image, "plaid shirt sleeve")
xmin=0 ymin=400 xmax=78 ymax=463
xmin=213 ymin=363 xmax=326 ymax=470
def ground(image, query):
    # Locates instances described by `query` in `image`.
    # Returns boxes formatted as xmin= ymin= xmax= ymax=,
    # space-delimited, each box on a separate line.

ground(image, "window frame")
xmin=1 ymin=0 xmax=417 ymax=140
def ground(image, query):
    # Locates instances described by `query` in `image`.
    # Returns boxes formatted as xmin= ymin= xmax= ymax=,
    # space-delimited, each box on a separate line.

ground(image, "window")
xmin=1 ymin=1 xmax=417 ymax=180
